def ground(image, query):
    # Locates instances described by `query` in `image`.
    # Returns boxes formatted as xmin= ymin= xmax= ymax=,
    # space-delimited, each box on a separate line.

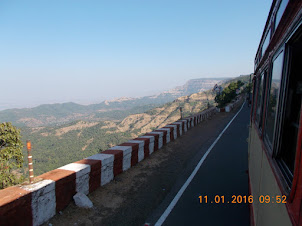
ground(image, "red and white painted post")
xmin=26 ymin=140 xmax=34 ymax=183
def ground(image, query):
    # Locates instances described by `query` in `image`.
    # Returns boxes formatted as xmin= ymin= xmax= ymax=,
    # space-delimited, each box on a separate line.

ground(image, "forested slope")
xmin=14 ymin=75 xmax=250 ymax=177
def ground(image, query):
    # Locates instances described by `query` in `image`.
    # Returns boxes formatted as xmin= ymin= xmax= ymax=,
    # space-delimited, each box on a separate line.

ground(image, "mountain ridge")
xmin=0 ymin=77 xmax=230 ymax=127
xmin=16 ymin=74 xmax=250 ymax=176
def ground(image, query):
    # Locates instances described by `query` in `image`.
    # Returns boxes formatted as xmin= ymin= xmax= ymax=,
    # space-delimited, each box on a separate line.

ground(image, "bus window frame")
xmin=274 ymin=0 xmax=290 ymax=33
xmin=252 ymin=75 xmax=260 ymax=123
xmin=262 ymin=29 xmax=271 ymax=57
xmin=273 ymin=44 xmax=291 ymax=157
xmin=251 ymin=77 xmax=257 ymax=123
xmin=283 ymin=21 xmax=302 ymax=226
xmin=255 ymin=69 xmax=269 ymax=134
xmin=274 ymin=23 xmax=302 ymax=188
xmin=260 ymin=69 xmax=269 ymax=133
xmin=263 ymin=47 xmax=285 ymax=153
xmin=255 ymin=73 xmax=263 ymax=128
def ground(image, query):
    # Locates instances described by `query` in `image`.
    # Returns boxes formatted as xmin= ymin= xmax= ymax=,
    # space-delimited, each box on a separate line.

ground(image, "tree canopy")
xmin=0 ymin=122 xmax=24 ymax=189
xmin=215 ymin=80 xmax=244 ymax=108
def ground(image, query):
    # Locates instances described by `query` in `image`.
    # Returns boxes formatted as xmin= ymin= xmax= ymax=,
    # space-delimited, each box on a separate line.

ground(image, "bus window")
xmin=255 ymin=71 xmax=267 ymax=131
xmin=277 ymin=31 xmax=302 ymax=185
xmin=275 ymin=0 xmax=289 ymax=31
xmin=262 ymin=31 xmax=270 ymax=57
xmin=264 ymin=50 xmax=284 ymax=148
xmin=255 ymin=74 xmax=263 ymax=126
xmin=251 ymin=78 xmax=257 ymax=121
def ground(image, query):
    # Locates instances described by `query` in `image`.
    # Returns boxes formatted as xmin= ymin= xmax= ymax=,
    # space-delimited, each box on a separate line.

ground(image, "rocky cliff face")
xmin=173 ymin=78 xmax=226 ymax=94
xmin=158 ymin=78 xmax=227 ymax=98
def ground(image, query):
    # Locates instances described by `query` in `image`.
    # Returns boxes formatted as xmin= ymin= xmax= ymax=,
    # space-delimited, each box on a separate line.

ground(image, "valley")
xmin=0 ymin=75 xmax=251 ymax=177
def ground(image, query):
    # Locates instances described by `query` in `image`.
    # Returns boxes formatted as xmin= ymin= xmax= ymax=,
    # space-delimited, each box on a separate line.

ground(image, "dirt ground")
xmin=44 ymin=102 xmax=244 ymax=226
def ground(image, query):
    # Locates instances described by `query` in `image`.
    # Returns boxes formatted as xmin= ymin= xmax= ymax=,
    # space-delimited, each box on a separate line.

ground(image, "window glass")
xmin=265 ymin=51 xmax=284 ymax=146
xmin=275 ymin=0 xmax=289 ymax=30
xmin=255 ymin=71 xmax=267 ymax=130
xmin=251 ymin=79 xmax=257 ymax=120
xmin=255 ymin=75 xmax=263 ymax=125
xmin=277 ymin=34 xmax=302 ymax=182
xmin=262 ymin=31 xmax=270 ymax=56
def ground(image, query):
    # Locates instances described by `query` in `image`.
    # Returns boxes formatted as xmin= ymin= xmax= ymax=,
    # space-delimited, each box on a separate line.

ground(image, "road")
xmin=45 ymin=100 xmax=250 ymax=226
xmin=151 ymin=101 xmax=250 ymax=226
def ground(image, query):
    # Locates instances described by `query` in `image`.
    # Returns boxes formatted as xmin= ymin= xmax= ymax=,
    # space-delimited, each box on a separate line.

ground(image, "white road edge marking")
xmin=154 ymin=101 xmax=246 ymax=226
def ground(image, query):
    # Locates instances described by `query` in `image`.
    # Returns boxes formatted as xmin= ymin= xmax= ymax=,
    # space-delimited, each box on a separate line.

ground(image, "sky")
xmin=0 ymin=0 xmax=272 ymax=110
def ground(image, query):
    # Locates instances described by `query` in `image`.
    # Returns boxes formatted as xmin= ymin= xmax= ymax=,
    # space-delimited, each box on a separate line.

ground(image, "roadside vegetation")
xmin=0 ymin=122 xmax=24 ymax=189
xmin=214 ymin=80 xmax=245 ymax=108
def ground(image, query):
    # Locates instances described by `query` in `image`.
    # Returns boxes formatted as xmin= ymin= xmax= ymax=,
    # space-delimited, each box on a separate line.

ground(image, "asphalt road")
xmin=45 ymin=100 xmax=250 ymax=226
xmin=151 ymin=102 xmax=250 ymax=226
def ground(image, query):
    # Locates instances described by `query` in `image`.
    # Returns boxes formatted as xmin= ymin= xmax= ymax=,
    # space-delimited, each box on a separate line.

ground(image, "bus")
xmin=248 ymin=0 xmax=302 ymax=225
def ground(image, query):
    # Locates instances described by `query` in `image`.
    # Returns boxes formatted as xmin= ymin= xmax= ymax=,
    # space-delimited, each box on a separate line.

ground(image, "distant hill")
xmin=0 ymin=77 xmax=228 ymax=127
xmin=19 ymin=89 xmax=216 ymax=176
xmin=18 ymin=75 xmax=250 ymax=176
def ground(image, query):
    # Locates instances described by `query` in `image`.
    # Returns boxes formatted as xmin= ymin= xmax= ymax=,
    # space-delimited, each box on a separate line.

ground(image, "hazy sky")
xmin=0 ymin=0 xmax=272 ymax=109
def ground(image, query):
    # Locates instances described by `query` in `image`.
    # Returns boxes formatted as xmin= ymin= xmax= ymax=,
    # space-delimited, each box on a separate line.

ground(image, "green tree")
xmin=215 ymin=80 xmax=244 ymax=108
xmin=0 ymin=122 xmax=24 ymax=189
xmin=243 ymin=82 xmax=252 ymax=94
